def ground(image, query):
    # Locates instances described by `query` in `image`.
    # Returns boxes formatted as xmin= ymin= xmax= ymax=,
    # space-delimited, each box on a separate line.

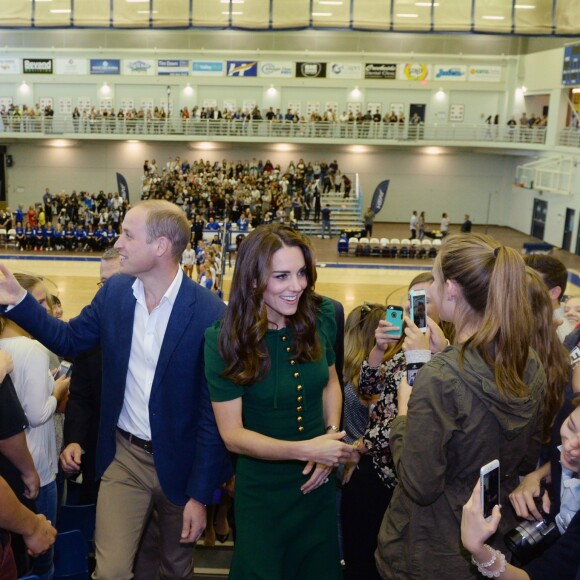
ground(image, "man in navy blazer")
xmin=0 ymin=200 xmax=232 ymax=579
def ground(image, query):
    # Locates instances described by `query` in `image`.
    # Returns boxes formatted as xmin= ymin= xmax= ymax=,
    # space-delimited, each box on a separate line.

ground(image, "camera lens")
xmin=391 ymin=312 xmax=397 ymax=318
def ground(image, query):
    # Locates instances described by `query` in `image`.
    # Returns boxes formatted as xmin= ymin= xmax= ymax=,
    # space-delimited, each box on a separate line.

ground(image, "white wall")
xmin=4 ymin=141 xmax=525 ymax=229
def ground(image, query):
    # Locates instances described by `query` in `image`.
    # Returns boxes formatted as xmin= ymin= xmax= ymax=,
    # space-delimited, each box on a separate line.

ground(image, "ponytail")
xmin=438 ymin=234 xmax=531 ymax=398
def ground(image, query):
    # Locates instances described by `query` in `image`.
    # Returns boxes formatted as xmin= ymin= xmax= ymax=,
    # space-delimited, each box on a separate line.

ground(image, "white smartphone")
xmin=480 ymin=459 xmax=500 ymax=522
xmin=409 ymin=289 xmax=427 ymax=333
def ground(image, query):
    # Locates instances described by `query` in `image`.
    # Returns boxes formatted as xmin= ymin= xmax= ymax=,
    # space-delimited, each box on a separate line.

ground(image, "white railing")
xmin=0 ymin=117 xmax=548 ymax=145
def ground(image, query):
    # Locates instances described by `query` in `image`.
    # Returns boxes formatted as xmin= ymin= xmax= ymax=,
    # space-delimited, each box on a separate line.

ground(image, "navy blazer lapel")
xmin=151 ymin=278 xmax=196 ymax=393
xmin=115 ymin=287 xmax=137 ymax=375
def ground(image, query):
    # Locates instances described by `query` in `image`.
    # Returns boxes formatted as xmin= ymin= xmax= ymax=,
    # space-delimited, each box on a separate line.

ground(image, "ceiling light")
xmin=312 ymin=12 xmax=332 ymax=16
xmin=220 ymin=0 xmax=244 ymax=3
xmin=481 ymin=15 xmax=505 ymax=20
xmin=397 ymin=13 xmax=419 ymax=17
xmin=415 ymin=2 xmax=439 ymax=5
xmin=319 ymin=1 xmax=343 ymax=4
xmin=137 ymin=10 xmax=158 ymax=13
xmin=50 ymin=8 xmax=71 ymax=13
xmin=222 ymin=11 xmax=242 ymax=14
xmin=514 ymin=4 xmax=535 ymax=8
xmin=126 ymin=0 xmax=148 ymax=3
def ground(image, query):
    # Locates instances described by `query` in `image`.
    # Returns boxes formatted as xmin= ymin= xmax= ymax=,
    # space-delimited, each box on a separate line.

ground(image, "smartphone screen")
xmin=410 ymin=290 xmax=427 ymax=332
xmin=481 ymin=461 xmax=500 ymax=520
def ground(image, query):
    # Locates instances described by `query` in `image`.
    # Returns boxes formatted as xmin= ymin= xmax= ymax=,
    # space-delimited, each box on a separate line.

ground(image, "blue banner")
xmin=116 ymin=173 xmax=130 ymax=203
xmin=90 ymin=59 xmax=120 ymax=75
xmin=226 ymin=61 xmax=258 ymax=77
xmin=370 ymin=180 xmax=389 ymax=214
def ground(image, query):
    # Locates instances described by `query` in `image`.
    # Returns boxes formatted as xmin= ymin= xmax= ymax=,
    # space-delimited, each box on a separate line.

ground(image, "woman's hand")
xmin=509 ymin=471 xmax=550 ymax=521
xmin=375 ymin=319 xmax=402 ymax=352
xmin=397 ymin=377 xmax=412 ymax=416
xmin=427 ymin=317 xmax=448 ymax=353
xmin=52 ymin=376 xmax=70 ymax=404
xmin=301 ymin=462 xmax=333 ymax=494
xmin=402 ymin=315 xmax=430 ymax=351
xmin=304 ymin=431 xmax=354 ymax=466
xmin=461 ymin=480 xmax=502 ymax=557
xmin=342 ymin=440 xmax=364 ymax=485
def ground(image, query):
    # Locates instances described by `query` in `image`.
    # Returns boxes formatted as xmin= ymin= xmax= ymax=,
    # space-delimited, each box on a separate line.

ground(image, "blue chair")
xmin=53 ymin=530 xmax=89 ymax=579
xmin=57 ymin=504 xmax=96 ymax=554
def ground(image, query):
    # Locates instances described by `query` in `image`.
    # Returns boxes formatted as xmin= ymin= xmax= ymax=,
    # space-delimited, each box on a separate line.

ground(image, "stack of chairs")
xmin=389 ymin=238 xmax=400 ymax=258
xmin=380 ymin=238 xmax=390 ymax=256
xmin=370 ymin=238 xmax=381 ymax=256
xmin=357 ymin=237 xmax=370 ymax=256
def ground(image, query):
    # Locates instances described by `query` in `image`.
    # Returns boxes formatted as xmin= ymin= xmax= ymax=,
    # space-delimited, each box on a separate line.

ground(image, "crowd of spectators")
xmin=3 ymin=156 xmax=352 ymax=253
xmin=141 ymin=156 xmax=352 ymax=231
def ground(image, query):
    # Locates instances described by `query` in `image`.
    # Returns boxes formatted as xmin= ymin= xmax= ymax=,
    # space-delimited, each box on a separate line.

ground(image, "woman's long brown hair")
xmin=436 ymin=233 xmax=532 ymax=398
xmin=218 ymin=224 xmax=322 ymax=385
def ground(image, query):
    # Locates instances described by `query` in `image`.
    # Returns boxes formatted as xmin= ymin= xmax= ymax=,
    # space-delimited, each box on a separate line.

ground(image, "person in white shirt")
xmin=0 ymin=273 xmax=70 ymax=580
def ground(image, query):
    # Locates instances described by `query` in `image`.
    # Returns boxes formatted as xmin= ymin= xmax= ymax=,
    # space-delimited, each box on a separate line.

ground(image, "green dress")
xmin=204 ymin=298 xmax=342 ymax=580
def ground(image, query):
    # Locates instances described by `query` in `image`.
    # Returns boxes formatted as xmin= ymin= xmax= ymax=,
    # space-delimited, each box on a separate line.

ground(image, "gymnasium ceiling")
xmin=0 ymin=0 xmax=578 ymax=36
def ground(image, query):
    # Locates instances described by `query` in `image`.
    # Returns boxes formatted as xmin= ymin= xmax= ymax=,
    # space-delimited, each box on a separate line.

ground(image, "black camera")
xmin=504 ymin=482 xmax=560 ymax=562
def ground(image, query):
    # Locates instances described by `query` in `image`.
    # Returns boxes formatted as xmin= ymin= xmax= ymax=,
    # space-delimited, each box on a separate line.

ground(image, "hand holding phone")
xmin=480 ymin=460 xmax=500 ymax=522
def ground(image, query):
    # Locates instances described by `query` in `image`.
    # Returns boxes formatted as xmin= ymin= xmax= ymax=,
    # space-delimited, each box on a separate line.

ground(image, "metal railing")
xmin=0 ymin=117 xmax=548 ymax=145
xmin=559 ymin=127 xmax=580 ymax=148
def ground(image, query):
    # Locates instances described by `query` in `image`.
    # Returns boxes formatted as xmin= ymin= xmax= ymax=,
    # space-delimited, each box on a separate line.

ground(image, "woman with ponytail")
xmin=376 ymin=234 xmax=546 ymax=580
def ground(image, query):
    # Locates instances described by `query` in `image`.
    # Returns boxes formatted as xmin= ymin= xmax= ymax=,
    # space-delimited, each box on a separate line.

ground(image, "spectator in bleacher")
xmin=321 ymin=204 xmax=333 ymax=239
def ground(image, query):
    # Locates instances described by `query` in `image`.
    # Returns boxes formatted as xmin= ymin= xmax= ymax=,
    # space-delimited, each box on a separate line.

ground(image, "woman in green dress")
xmin=204 ymin=224 xmax=353 ymax=579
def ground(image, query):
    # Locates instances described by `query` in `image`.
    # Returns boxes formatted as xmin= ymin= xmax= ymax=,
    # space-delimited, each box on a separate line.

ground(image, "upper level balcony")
xmin=0 ymin=117 xmax=551 ymax=150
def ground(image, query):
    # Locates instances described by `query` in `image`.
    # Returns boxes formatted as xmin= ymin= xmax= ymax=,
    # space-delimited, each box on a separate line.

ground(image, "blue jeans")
xmin=322 ymin=220 xmax=332 ymax=238
xmin=33 ymin=480 xmax=57 ymax=580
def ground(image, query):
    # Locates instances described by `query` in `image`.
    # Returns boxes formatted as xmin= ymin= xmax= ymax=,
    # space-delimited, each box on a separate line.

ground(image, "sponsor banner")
xmin=23 ymin=58 xmax=53 ymax=74
xmin=227 ymin=61 xmax=258 ymax=77
xmin=328 ymin=62 xmax=363 ymax=79
xmin=0 ymin=58 xmax=20 ymax=74
xmin=157 ymin=59 xmax=189 ymax=76
xmin=55 ymin=58 xmax=88 ymax=75
xmin=296 ymin=62 xmax=327 ymax=78
xmin=434 ymin=65 xmax=467 ymax=81
xmin=124 ymin=59 xmax=155 ymax=76
xmin=90 ymin=59 xmax=120 ymax=75
xmin=258 ymin=61 xmax=294 ymax=78
xmin=398 ymin=63 xmax=431 ymax=81
xmin=191 ymin=61 xmax=225 ymax=77
xmin=371 ymin=180 xmax=389 ymax=214
xmin=468 ymin=65 xmax=502 ymax=82
xmin=365 ymin=63 xmax=397 ymax=80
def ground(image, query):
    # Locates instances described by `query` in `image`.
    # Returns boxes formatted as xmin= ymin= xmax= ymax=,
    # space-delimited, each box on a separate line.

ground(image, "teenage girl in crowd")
xmin=341 ymin=272 xmax=449 ymax=580
xmin=375 ymin=234 xmax=546 ymax=579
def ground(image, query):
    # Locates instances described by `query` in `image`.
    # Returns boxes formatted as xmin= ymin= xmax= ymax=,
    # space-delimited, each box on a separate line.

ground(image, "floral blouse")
xmin=358 ymin=351 xmax=406 ymax=488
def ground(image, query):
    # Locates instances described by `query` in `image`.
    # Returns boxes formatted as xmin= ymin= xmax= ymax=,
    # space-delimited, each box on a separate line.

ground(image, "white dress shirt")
xmin=117 ymin=268 xmax=183 ymax=440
